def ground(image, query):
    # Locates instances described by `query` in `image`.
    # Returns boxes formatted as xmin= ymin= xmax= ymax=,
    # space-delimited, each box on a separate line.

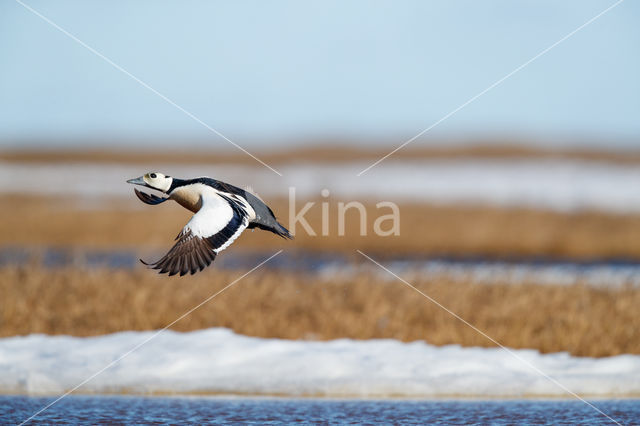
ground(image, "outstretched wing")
xmin=134 ymin=188 xmax=168 ymax=205
xmin=142 ymin=191 xmax=249 ymax=276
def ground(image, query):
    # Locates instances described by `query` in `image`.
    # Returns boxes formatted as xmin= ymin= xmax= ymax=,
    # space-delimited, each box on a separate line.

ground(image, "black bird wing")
xmin=134 ymin=188 xmax=168 ymax=205
xmin=141 ymin=190 xmax=249 ymax=276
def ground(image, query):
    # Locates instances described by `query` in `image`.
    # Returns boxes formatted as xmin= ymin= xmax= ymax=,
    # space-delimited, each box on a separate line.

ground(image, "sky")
xmin=0 ymin=0 xmax=639 ymax=150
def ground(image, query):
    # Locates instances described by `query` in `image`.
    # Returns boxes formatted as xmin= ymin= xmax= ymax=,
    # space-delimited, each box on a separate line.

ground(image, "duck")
xmin=127 ymin=172 xmax=292 ymax=276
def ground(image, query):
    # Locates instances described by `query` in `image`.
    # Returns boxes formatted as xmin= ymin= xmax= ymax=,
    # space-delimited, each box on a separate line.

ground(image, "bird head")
xmin=127 ymin=172 xmax=173 ymax=193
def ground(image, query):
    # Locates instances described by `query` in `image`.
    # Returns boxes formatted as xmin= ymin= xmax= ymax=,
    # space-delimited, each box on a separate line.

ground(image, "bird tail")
xmin=273 ymin=221 xmax=294 ymax=239
xmin=252 ymin=220 xmax=293 ymax=239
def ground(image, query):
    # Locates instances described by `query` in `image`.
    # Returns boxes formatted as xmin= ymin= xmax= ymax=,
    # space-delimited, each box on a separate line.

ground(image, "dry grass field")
xmin=2 ymin=195 xmax=640 ymax=260
xmin=5 ymin=144 xmax=640 ymax=165
xmin=1 ymin=264 xmax=638 ymax=358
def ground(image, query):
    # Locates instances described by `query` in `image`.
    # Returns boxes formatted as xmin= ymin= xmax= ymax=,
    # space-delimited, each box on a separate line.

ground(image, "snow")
xmin=1 ymin=328 xmax=639 ymax=397
xmin=3 ymin=158 xmax=640 ymax=213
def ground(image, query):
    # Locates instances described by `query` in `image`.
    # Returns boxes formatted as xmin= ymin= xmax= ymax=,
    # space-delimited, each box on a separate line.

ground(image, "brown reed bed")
xmin=3 ymin=195 xmax=640 ymax=260
xmin=1 ymin=264 xmax=638 ymax=358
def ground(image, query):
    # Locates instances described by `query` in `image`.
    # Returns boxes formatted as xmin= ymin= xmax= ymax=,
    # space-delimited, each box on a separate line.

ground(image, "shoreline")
xmin=3 ymin=392 xmax=640 ymax=401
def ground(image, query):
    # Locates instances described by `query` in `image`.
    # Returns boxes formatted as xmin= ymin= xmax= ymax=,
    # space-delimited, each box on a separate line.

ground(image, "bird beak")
xmin=126 ymin=176 xmax=147 ymax=187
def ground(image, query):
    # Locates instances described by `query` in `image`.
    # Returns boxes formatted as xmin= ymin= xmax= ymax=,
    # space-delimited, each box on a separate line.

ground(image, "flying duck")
xmin=127 ymin=172 xmax=292 ymax=276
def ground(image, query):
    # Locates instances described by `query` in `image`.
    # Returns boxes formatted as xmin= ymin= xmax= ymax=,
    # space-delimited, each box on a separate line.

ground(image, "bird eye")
xmin=150 ymin=173 xmax=157 ymax=178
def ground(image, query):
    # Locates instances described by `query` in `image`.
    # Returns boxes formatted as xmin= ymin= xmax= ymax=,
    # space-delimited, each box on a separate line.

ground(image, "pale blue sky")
xmin=1 ymin=0 xmax=638 ymax=150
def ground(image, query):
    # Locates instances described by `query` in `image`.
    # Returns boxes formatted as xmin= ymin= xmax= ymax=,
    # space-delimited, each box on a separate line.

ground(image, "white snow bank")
xmin=3 ymin=158 xmax=640 ymax=213
xmin=1 ymin=328 xmax=639 ymax=397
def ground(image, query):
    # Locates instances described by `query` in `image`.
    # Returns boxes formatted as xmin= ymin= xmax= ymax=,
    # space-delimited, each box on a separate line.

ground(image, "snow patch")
xmin=4 ymin=158 xmax=640 ymax=213
xmin=1 ymin=329 xmax=639 ymax=397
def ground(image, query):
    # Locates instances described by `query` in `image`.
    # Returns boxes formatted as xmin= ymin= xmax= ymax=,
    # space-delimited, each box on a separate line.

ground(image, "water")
xmin=2 ymin=396 xmax=638 ymax=425
xmin=4 ymin=246 xmax=640 ymax=288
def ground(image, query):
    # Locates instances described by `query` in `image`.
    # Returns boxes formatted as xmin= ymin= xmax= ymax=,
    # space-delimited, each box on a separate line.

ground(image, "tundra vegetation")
xmin=1 ymin=264 xmax=638 ymax=358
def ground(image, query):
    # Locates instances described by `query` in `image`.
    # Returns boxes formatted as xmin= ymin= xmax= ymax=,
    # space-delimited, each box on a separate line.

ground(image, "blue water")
xmin=3 ymin=247 xmax=640 ymax=288
xmin=2 ymin=396 xmax=638 ymax=425
xmin=3 ymin=246 xmax=640 ymax=272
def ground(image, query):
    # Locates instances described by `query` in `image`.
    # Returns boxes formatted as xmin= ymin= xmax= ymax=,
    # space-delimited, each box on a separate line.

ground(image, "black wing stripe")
xmin=208 ymin=194 xmax=248 ymax=251
xmin=207 ymin=214 xmax=244 ymax=250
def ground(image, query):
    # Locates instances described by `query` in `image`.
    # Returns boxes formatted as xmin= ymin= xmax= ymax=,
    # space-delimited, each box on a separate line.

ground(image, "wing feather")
xmin=134 ymin=188 xmax=168 ymax=205
xmin=141 ymin=190 xmax=249 ymax=276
